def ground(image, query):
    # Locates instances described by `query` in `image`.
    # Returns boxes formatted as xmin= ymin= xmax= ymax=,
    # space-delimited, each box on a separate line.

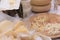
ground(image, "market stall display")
xmin=1 ymin=0 xmax=60 ymax=40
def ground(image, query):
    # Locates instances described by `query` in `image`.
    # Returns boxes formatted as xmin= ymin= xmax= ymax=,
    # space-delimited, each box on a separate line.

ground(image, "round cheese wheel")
xmin=28 ymin=13 xmax=60 ymax=38
xmin=30 ymin=0 xmax=51 ymax=6
xmin=31 ymin=4 xmax=51 ymax=13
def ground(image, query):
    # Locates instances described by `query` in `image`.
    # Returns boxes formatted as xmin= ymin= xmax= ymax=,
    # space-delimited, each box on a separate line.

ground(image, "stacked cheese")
xmin=30 ymin=0 xmax=51 ymax=13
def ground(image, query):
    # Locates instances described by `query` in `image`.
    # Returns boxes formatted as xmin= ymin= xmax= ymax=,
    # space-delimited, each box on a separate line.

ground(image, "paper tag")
xmin=0 ymin=0 xmax=21 ymax=10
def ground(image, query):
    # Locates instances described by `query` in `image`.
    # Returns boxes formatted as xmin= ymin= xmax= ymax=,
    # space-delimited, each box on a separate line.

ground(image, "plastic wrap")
xmin=1 ymin=0 xmax=60 ymax=40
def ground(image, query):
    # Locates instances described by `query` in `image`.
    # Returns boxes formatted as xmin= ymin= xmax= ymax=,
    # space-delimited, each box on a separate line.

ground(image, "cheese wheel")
xmin=30 ymin=0 xmax=51 ymax=6
xmin=31 ymin=4 xmax=51 ymax=12
xmin=28 ymin=13 xmax=60 ymax=38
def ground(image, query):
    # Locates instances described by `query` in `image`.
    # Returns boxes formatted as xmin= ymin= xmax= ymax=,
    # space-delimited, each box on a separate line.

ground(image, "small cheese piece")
xmin=0 ymin=20 xmax=13 ymax=34
xmin=14 ymin=25 xmax=28 ymax=33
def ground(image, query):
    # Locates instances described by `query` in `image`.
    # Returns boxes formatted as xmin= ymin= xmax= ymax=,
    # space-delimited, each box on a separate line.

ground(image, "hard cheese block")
xmin=0 ymin=0 xmax=21 ymax=10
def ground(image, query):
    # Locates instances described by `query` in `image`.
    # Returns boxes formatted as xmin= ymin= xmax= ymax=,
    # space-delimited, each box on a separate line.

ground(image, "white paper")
xmin=0 ymin=0 xmax=21 ymax=10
